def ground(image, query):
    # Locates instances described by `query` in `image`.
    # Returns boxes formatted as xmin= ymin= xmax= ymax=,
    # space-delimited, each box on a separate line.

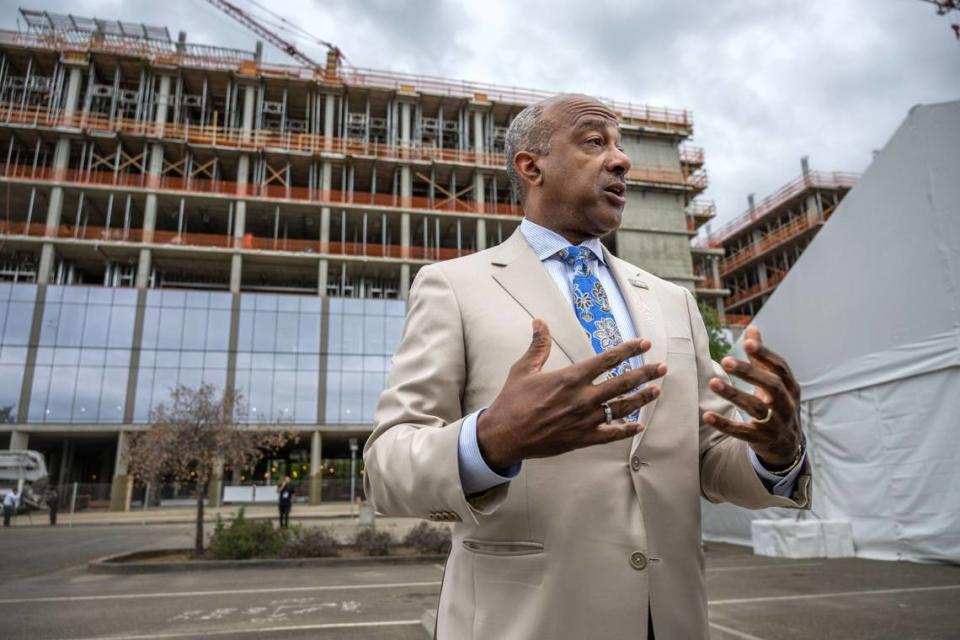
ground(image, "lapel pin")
xmin=629 ymin=277 xmax=648 ymax=289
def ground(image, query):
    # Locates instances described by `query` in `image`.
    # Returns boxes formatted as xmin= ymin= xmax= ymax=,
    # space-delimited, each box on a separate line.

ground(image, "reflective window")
xmin=235 ymin=293 xmax=321 ymax=424
xmin=0 ymin=283 xmax=36 ymax=422
xmin=324 ymin=298 xmax=406 ymax=424
xmin=133 ymin=289 xmax=232 ymax=422
xmin=29 ymin=286 xmax=135 ymax=423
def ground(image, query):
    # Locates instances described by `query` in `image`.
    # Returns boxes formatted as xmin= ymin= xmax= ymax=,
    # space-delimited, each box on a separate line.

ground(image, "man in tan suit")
xmin=364 ymin=94 xmax=810 ymax=639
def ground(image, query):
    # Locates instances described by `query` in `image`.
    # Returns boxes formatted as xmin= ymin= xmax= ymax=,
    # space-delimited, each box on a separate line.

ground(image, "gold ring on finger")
xmin=601 ymin=401 xmax=614 ymax=424
xmin=752 ymin=406 xmax=774 ymax=425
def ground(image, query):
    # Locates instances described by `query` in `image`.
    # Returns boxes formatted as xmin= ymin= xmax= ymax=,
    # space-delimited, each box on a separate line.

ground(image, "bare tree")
xmin=126 ymin=384 xmax=290 ymax=555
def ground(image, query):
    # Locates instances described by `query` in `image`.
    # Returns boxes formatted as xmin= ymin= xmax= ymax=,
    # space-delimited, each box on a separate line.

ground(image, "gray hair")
xmin=504 ymin=102 xmax=556 ymax=203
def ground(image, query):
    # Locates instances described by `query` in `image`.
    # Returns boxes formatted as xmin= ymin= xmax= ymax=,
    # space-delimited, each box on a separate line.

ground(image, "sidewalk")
xmin=10 ymin=501 xmax=363 ymax=528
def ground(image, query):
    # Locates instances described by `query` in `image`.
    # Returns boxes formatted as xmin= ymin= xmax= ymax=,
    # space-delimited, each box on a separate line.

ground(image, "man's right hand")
xmin=476 ymin=318 xmax=667 ymax=471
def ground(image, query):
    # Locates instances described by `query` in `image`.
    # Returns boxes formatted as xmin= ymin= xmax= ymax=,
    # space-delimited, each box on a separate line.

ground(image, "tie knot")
xmin=558 ymin=246 xmax=596 ymax=276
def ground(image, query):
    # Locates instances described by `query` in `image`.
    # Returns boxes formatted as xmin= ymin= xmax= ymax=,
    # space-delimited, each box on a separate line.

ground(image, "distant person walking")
xmin=46 ymin=488 xmax=59 ymax=526
xmin=3 ymin=488 xmax=20 ymax=527
xmin=277 ymin=476 xmax=295 ymax=529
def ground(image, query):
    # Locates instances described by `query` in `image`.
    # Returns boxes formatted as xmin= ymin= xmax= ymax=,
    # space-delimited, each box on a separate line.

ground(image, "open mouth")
xmin=603 ymin=182 xmax=626 ymax=204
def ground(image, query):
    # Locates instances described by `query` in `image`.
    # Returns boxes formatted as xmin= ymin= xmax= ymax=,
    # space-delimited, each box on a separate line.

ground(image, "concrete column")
xmin=208 ymin=459 xmax=224 ymax=508
xmin=110 ymin=431 xmax=131 ymax=512
xmin=399 ymin=100 xmax=413 ymax=299
xmin=230 ymin=157 xmax=250 ymax=293
xmin=323 ymin=93 xmax=335 ymax=151
xmin=63 ymin=66 xmax=83 ymax=117
xmin=230 ymin=84 xmax=256 ymax=294
xmin=38 ymin=66 xmax=86 ymax=284
xmin=400 ymin=205 xmax=411 ymax=300
xmin=472 ymin=109 xmax=484 ymax=154
xmin=805 ymin=194 xmax=821 ymax=224
xmin=309 ymin=430 xmax=323 ymax=505
xmin=135 ymin=75 xmax=172 ymax=288
xmin=8 ymin=431 xmax=28 ymax=450
xmin=318 ymin=161 xmax=333 ymax=294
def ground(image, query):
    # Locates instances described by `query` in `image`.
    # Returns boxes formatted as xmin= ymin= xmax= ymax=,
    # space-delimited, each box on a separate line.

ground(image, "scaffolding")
xmin=696 ymin=168 xmax=858 ymax=320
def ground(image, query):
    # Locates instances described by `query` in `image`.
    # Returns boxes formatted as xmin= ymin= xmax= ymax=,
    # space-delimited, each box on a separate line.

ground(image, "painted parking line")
xmin=709 ymin=583 xmax=960 ymax=606
xmin=709 ymin=622 xmax=771 ymax=640
xmin=0 ymin=581 xmax=442 ymax=605
xmin=66 ymin=619 xmax=423 ymax=640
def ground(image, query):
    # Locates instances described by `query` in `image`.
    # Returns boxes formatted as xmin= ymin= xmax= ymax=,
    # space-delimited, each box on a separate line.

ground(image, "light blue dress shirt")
xmin=457 ymin=217 xmax=804 ymax=497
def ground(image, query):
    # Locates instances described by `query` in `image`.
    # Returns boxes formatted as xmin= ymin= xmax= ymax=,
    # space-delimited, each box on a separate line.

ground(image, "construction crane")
xmin=203 ymin=0 xmax=344 ymax=73
xmin=919 ymin=0 xmax=960 ymax=39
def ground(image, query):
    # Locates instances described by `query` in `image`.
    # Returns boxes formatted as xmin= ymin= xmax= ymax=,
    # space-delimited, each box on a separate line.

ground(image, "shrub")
xmin=206 ymin=507 xmax=288 ymax=560
xmin=282 ymin=526 xmax=340 ymax=558
xmin=403 ymin=521 xmax=452 ymax=554
xmin=353 ymin=527 xmax=394 ymax=556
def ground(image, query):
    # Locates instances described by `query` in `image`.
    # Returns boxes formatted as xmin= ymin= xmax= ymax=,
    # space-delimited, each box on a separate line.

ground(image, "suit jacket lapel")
xmin=490 ymin=229 xmax=595 ymax=366
xmin=604 ymin=248 xmax=666 ymax=453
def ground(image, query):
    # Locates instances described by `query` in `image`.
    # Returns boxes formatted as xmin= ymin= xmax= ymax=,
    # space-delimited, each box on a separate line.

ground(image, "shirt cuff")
xmin=458 ymin=408 xmax=522 ymax=495
xmin=749 ymin=434 xmax=807 ymax=498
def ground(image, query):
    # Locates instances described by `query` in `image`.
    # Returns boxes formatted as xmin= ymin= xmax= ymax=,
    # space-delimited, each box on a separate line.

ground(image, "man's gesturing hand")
xmin=476 ymin=318 xmax=667 ymax=471
xmin=703 ymin=325 xmax=802 ymax=470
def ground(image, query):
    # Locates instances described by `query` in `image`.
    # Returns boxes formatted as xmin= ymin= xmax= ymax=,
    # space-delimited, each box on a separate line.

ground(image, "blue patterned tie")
xmin=558 ymin=245 xmax=639 ymax=421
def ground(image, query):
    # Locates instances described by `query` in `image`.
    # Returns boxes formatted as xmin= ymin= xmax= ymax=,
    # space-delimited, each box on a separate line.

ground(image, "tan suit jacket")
xmin=364 ymin=228 xmax=811 ymax=639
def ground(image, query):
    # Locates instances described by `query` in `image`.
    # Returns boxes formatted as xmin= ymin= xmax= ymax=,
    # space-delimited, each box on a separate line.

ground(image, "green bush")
xmin=207 ymin=507 xmax=289 ymax=560
xmin=282 ymin=526 xmax=340 ymax=558
xmin=353 ymin=527 xmax=394 ymax=556
xmin=403 ymin=521 xmax=452 ymax=554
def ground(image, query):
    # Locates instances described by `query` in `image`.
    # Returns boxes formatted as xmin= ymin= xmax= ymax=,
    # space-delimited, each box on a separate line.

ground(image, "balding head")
xmin=505 ymin=94 xmax=619 ymax=203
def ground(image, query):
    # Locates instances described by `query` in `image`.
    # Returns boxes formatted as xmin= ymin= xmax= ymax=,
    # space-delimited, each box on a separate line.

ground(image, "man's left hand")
xmin=703 ymin=325 xmax=802 ymax=470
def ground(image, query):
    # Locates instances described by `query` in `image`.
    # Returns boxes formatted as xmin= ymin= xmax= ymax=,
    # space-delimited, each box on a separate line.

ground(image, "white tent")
xmin=701 ymin=101 xmax=960 ymax=563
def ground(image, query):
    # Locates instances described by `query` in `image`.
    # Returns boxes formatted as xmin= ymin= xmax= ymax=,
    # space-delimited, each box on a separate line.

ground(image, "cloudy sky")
xmin=5 ymin=1 xmax=958 ymax=230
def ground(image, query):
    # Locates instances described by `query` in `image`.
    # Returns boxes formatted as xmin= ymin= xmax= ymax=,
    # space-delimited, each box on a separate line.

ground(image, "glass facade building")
xmin=5 ymin=285 xmax=404 ymax=427
xmin=2 ymin=283 xmax=406 ymax=507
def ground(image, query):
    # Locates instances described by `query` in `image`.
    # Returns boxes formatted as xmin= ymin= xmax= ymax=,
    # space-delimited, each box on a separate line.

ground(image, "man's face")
xmin=534 ymin=96 xmax=631 ymax=240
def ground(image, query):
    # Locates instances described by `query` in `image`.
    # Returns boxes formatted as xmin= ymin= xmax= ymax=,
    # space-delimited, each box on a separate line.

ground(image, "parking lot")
xmin=0 ymin=521 xmax=957 ymax=639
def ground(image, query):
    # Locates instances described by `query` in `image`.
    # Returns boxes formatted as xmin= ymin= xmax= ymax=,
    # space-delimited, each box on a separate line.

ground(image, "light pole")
xmin=349 ymin=438 xmax=358 ymax=516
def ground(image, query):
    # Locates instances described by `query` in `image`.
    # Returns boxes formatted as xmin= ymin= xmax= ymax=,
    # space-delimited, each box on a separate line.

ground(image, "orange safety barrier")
xmin=724 ymin=270 xmax=787 ymax=310
xmin=1 ymin=102 xmax=699 ymax=194
xmin=679 ymin=145 xmax=704 ymax=165
xmin=696 ymin=277 xmax=724 ymax=290
xmin=0 ymin=30 xmax=693 ymax=134
xmin=725 ymin=314 xmax=752 ymax=327
xmin=626 ymin=166 xmax=707 ymax=191
xmin=0 ymin=220 xmax=477 ymax=262
xmin=718 ymin=214 xmax=820 ymax=276
xmin=688 ymin=200 xmax=716 ymax=219
xmin=0 ymin=162 xmax=524 ymax=217
xmin=0 ymin=102 xmax=507 ymax=168
xmin=695 ymin=171 xmax=858 ymax=248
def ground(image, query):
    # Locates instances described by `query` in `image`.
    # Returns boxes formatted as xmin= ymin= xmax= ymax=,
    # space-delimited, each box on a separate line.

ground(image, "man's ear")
xmin=514 ymin=151 xmax=542 ymax=190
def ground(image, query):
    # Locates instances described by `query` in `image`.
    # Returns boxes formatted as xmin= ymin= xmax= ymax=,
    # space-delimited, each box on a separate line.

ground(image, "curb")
xmin=88 ymin=548 xmax=448 ymax=574
xmin=15 ymin=511 xmax=358 ymax=529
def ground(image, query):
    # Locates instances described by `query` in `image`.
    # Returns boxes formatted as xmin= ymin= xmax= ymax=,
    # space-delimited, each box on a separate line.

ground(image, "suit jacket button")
xmin=630 ymin=456 xmax=642 ymax=471
xmin=630 ymin=551 xmax=648 ymax=570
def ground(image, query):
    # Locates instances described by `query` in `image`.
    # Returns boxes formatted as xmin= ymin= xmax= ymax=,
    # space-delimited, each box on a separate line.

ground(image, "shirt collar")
xmin=519 ymin=217 xmax=607 ymax=265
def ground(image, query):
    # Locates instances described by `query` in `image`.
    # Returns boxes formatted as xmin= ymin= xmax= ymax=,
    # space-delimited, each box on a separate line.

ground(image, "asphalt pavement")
xmin=1 ymin=520 xmax=958 ymax=639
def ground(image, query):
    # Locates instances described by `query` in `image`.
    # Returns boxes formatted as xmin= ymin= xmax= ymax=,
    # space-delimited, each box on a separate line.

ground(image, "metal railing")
xmin=695 ymin=171 xmax=858 ymax=248
xmin=0 ymin=29 xmax=693 ymax=133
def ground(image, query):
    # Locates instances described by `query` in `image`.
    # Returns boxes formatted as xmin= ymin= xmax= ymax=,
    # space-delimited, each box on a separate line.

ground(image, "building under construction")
xmin=692 ymin=159 xmax=857 ymax=326
xmin=0 ymin=8 xmax=711 ymax=509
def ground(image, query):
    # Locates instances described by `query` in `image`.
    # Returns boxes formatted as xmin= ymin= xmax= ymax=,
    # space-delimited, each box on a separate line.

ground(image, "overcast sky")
xmin=4 ymin=1 xmax=958 ymax=230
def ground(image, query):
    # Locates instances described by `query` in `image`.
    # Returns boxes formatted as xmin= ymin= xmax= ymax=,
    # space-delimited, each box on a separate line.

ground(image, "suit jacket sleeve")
xmin=362 ymin=264 xmax=506 ymax=525
xmin=687 ymin=290 xmax=812 ymax=510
